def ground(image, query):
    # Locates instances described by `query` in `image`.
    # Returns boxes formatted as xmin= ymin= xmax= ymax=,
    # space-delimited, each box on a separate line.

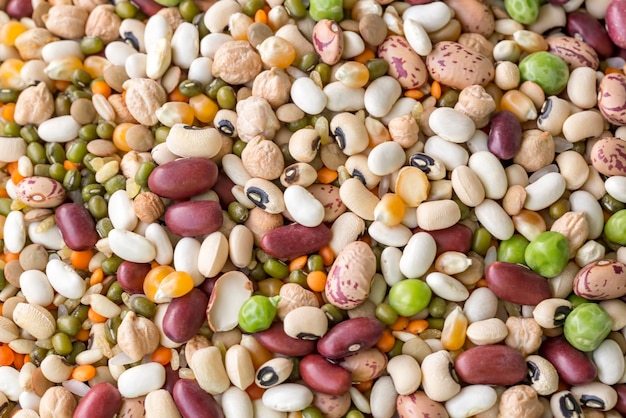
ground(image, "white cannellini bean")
xmin=229 ymin=225 xmax=254 ymax=269
xmin=474 ymin=199 xmax=514 ymax=241
xmin=605 ymin=176 xmax=626 ymax=203
xmin=108 ymin=190 xmax=138 ymax=231
xmin=4 ymin=210 xmax=26 ymax=254
xmin=28 ymin=222 xmax=64 ymax=250
xmin=445 ymin=385 xmax=498 ymax=418
xmin=262 ymin=384 xmax=314 ymax=412
xmin=0 ymin=366 xmax=22 ymax=401
xmin=145 ymin=223 xmax=174 ymax=266
xmin=402 ymin=2 xmax=452 ymax=32
xmin=368 ymin=221 xmax=413 ymax=247
xmin=425 ymin=272 xmax=469 ymax=302
xmin=400 ymin=232 xmax=437 ymax=279
xmin=381 ymin=246 xmax=406 ymax=286
xmin=222 ymin=386 xmax=254 ymax=418
xmin=197 ymin=232 xmax=229 ymax=279
xmin=125 ymin=53 xmax=147 ymax=79
xmin=364 ymin=76 xmax=402 ymax=118
xmin=387 ymin=355 xmax=421 ymax=395
xmin=524 ymin=172 xmax=566 ymax=211
xmin=19 ymin=270 xmax=54 ymax=307
xmin=368 ymin=141 xmax=406 ymax=176
xmin=173 ymin=237 xmax=204 ymax=286
xmin=593 ymin=339 xmax=625 ymax=385
xmin=424 ymin=135 xmax=469 ymax=171
xmin=171 ymin=22 xmax=199 ymax=69
xmin=428 ymin=108 xmax=476 ymax=144
xmin=108 ymin=229 xmax=156 ymax=264
xmin=290 ymin=77 xmax=327 ymax=115
xmin=404 ymin=19 xmax=432 ymax=56
xmin=463 ymin=287 xmax=499 ymax=323
xmin=88 ymin=294 xmax=122 ymax=318
xmin=283 ymin=185 xmax=325 ymax=227
xmin=323 ymin=82 xmax=365 ymax=112
xmin=468 ymin=151 xmax=508 ymax=200
xmin=41 ymin=40 xmax=83 ymax=62
xmin=117 ymin=362 xmax=165 ymax=398
xmin=104 ymin=41 xmax=139 ymax=66
xmin=570 ymin=190 xmax=604 ymax=239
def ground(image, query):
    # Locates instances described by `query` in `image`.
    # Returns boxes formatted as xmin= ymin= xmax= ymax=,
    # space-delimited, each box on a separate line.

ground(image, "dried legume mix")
xmin=1 ymin=0 xmax=626 ymax=416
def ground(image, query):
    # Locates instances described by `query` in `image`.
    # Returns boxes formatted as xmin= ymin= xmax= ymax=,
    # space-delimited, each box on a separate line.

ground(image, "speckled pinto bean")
xmin=454 ymin=345 xmax=526 ymax=385
xmin=260 ymin=223 xmax=331 ymax=259
xmin=488 ymin=110 xmax=522 ymax=160
xmin=317 ymin=317 xmax=385 ymax=359
xmin=163 ymin=289 xmax=209 ymax=343
xmin=254 ymin=323 xmax=317 ymax=356
xmin=73 ymin=382 xmax=122 ymax=418
xmin=485 ymin=261 xmax=553 ymax=305
xmin=173 ymin=378 xmax=224 ymax=418
xmin=54 ymin=203 xmax=99 ymax=251
xmin=164 ymin=200 xmax=223 ymax=237
xmin=299 ymin=354 xmax=352 ymax=395
xmin=148 ymin=157 xmax=219 ymax=200
xmin=539 ymin=336 xmax=597 ymax=385
xmin=573 ymin=259 xmax=626 ymax=300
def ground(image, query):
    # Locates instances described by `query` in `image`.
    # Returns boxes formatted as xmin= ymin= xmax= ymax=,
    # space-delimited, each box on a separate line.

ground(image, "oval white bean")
xmin=400 ymin=232 xmax=437 ymax=279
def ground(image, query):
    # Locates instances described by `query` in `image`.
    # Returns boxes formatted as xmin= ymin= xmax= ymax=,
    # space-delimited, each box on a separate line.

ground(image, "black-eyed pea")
xmin=423 ymin=134 xmax=469 ymax=172
xmin=526 ymin=354 xmax=560 ymax=396
xmin=532 ymin=298 xmax=572 ymax=329
xmin=280 ymin=163 xmax=318 ymax=188
xmin=550 ymin=390 xmax=584 ymax=418
xmin=537 ymin=96 xmax=570 ymax=136
xmin=256 ymin=358 xmax=294 ymax=389
xmin=345 ymin=154 xmax=381 ymax=190
xmin=283 ymin=306 xmax=328 ymax=340
xmin=213 ymin=109 xmax=238 ymax=137
xmin=287 ymin=128 xmax=320 ymax=163
xmin=330 ymin=112 xmax=369 ymax=156
xmin=570 ymin=382 xmax=618 ymax=411
xmin=244 ymin=177 xmax=285 ymax=214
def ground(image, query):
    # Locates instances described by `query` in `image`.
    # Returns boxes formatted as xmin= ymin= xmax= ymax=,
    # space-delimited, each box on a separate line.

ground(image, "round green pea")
xmin=524 ymin=231 xmax=570 ymax=278
xmin=497 ymin=234 xmax=529 ymax=264
xmin=604 ymin=209 xmax=626 ymax=245
xmin=57 ymin=315 xmax=81 ymax=337
xmin=504 ymin=0 xmax=540 ymax=24
xmin=472 ymin=227 xmax=492 ymax=256
xmin=52 ymin=332 xmax=73 ymax=356
xmin=519 ymin=51 xmax=569 ymax=96
xmin=263 ymin=258 xmax=289 ymax=279
xmin=375 ymin=303 xmax=398 ymax=326
xmin=563 ymin=302 xmax=612 ymax=352
xmin=179 ymin=0 xmax=201 ymax=21
xmin=388 ymin=279 xmax=432 ymax=317
xmin=308 ymin=0 xmax=343 ymax=21
xmin=238 ymin=295 xmax=280 ymax=333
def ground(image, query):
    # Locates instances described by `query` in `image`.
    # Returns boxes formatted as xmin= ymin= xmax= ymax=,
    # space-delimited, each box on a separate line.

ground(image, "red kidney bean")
xmin=454 ymin=345 xmax=526 ymax=385
xmin=413 ymin=223 xmax=473 ymax=255
xmin=485 ymin=261 xmax=552 ymax=306
xmin=488 ymin=111 xmax=522 ymax=160
xmin=173 ymin=378 xmax=224 ymax=418
xmin=116 ymin=261 xmax=151 ymax=294
xmin=55 ymin=203 xmax=99 ymax=251
xmin=566 ymin=11 xmax=614 ymax=58
xmin=125 ymin=0 xmax=163 ymax=16
xmin=254 ymin=323 xmax=317 ymax=356
xmin=6 ymin=0 xmax=33 ymax=19
xmin=300 ymin=354 xmax=352 ymax=396
xmin=606 ymin=0 xmax=626 ymax=49
xmin=148 ymin=158 xmax=218 ymax=200
xmin=164 ymin=200 xmax=223 ymax=237
xmin=212 ymin=171 xmax=237 ymax=209
xmin=538 ymin=336 xmax=597 ymax=385
xmin=261 ymin=223 xmax=332 ymax=259
xmin=614 ymin=384 xmax=626 ymax=414
xmin=163 ymin=289 xmax=209 ymax=343
xmin=199 ymin=276 xmax=218 ymax=297
xmin=163 ymin=364 xmax=180 ymax=395
xmin=317 ymin=317 xmax=385 ymax=360
xmin=73 ymin=382 xmax=122 ymax=418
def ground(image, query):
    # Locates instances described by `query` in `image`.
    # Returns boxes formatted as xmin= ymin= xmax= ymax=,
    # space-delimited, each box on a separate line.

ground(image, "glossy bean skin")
xmin=606 ymin=0 xmax=626 ymax=50
xmin=488 ymin=111 xmax=522 ymax=160
xmin=162 ymin=289 xmax=209 ymax=343
xmin=212 ymin=171 xmax=237 ymax=209
xmin=615 ymin=384 xmax=626 ymax=414
xmin=299 ymin=354 xmax=352 ymax=395
xmin=261 ymin=223 xmax=332 ymax=259
xmin=413 ymin=223 xmax=473 ymax=255
xmin=173 ymin=378 xmax=224 ymax=418
xmin=317 ymin=317 xmax=385 ymax=359
xmin=116 ymin=261 xmax=151 ymax=294
xmin=164 ymin=200 xmax=223 ymax=237
xmin=148 ymin=158 xmax=218 ymax=200
xmin=73 ymin=382 xmax=122 ymax=418
xmin=485 ymin=261 xmax=552 ymax=305
xmin=538 ymin=336 xmax=597 ymax=385
xmin=566 ymin=11 xmax=614 ymax=58
xmin=254 ymin=323 xmax=317 ymax=356
xmin=6 ymin=0 xmax=33 ymax=18
xmin=454 ymin=345 xmax=526 ymax=385
xmin=55 ymin=203 xmax=99 ymax=251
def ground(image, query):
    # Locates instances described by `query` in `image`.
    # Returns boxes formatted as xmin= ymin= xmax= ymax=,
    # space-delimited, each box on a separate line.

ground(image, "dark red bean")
xmin=6 ymin=0 xmax=33 ymax=18
xmin=55 ymin=203 xmax=99 ymax=251
xmin=538 ymin=336 xmax=597 ymax=385
xmin=212 ymin=171 xmax=237 ymax=209
xmin=173 ymin=378 xmax=224 ymax=418
xmin=454 ymin=345 xmax=526 ymax=386
xmin=127 ymin=0 xmax=163 ymax=15
xmin=116 ymin=261 xmax=151 ymax=294
xmin=261 ymin=223 xmax=332 ymax=259
xmin=413 ymin=223 xmax=473 ymax=255
xmin=317 ymin=317 xmax=385 ymax=360
xmin=300 ymin=354 xmax=352 ymax=395
xmin=163 ymin=364 xmax=180 ymax=395
xmin=164 ymin=200 xmax=223 ymax=237
xmin=162 ymin=289 xmax=209 ymax=343
xmin=485 ymin=261 xmax=552 ymax=306
xmin=254 ymin=323 xmax=317 ymax=356
xmin=606 ymin=0 xmax=626 ymax=49
xmin=614 ymin=384 xmax=626 ymax=414
xmin=148 ymin=158 xmax=218 ymax=200
xmin=488 ymin=111 xmax=522 ymax=160
xmin=566 ymin=11 xmax=614 ymax=58
xmin=73 ymin=382 xmax=122 ymax=418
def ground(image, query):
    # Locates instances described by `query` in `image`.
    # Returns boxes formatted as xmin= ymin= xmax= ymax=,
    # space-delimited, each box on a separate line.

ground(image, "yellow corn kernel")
xmin=334 ymin=61 xmax=370 ymax=88
xmin=500 ymin=89 xmax=538 ymax=122
xmin=155 ymin=102 xmax=195 ymax=127
xmin=83 ymin=56 xmax=112 ymax=79
xmin=153 ymin=271 xmax=194 ymax=302
xmin=0 ymin=58 xmax=26 ymax=90
xmin=257 ymin=36 xmax=296 ymax=70
xmin=0 ymin=21 xmax=28 ymax=46
xmin=112 ymin=122 xmax=134 ymax=152
xmin=441 ymin=306 xmax=468 ymax=351
xmin=44 ymin=56 xmax=85 ymax=82
xmin=143 ymin=265 xmax=175 ymax=302
xmin=189 ymin=94 xmax=219 ymax=123
xmin=374 ymin=193 xmax=405 ymax=227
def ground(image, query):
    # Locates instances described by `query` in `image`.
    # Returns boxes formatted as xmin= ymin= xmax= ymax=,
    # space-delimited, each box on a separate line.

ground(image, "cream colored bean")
xmin=262 ymin=384 xmax=314 ymax=412
xmin=581 ymin=166 xmax=606 ymax=200
xmin=173 ymin=237 xmax=203 ymax=286
xmin=323 ymin=82 xmax=365 ymax=112
xmin=570 ymin=190 xmax=604 ymax=239
xmin=400 ymin=232 xmax=437 ymax=279
xmin=445 ymin=385 xmax=498 ymax=418
xmin=228 ymin=225 xmax=254 ymax=269
xmin=118 ymin=362 xmax=165 ymax=398
xmin=364 ymin=76 xmax=402 ymax=118
xmin=191 ymin=346 xmax=230 ymax=395
xmin=423 ymin=135 xmax=469 ymax=171
xmin=524 ymin=172 xmax=566 ymax=211
xmin=369 ymin=376 xmax=398 ymax=418
xmin=466 ymin=318 xmax=508 ymax=345
xmin=108 ymin=189 xmax=138 ymax=231
xmin=428 ymin=108 xmax=476 ymax=144
xmin=387 ymin=355 xmax=421 ymax=396
xmin=562 ymin=110 xmax=605 ymax=143
xmin=600 ymin=299 xmax=626 ymax=331
xmin=145 ymin=223 xmax=174 ymax=266
xmin=593 ymin=339 xmax=624 ymax=385
xmin=567 ymin=67 xmax=598 ymax=109
xmin=197 ymin=232 xmax=229 ymax=279
xmin=368 ymin=221 xmax=412 ymax=247
xmin=421 ymin=351 xmax=460 ymax=402
xmin=381 ymin=246 xmax=406 ymax=286
xmin=495 ymin=61 xmax=521 ymax=90
xmin=555 ymin=150 xmax=589 ymax=190
xmin=225 ymin=344 xmax=255 ymax=391
xmin=468 ymin=151 xmax=507 ymax=200
xmin=328 ymin=212 xmax=365 ymax=255
xmin=108 ymin=229 xmax=156 ymax=264
xmin=425 ymin=272 xmax=469 ymax=302
xmin=474 ymin=199 xmax=514 ymax=241
xmin=451 ymin=165 xmax=485 ymax=207
xmin=339 ymin=178 xmax=379 ymax=221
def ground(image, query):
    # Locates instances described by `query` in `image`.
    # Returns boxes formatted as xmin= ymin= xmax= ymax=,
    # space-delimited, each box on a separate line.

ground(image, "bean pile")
xmin=1 ymin=0 xmax=626 ymax=416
